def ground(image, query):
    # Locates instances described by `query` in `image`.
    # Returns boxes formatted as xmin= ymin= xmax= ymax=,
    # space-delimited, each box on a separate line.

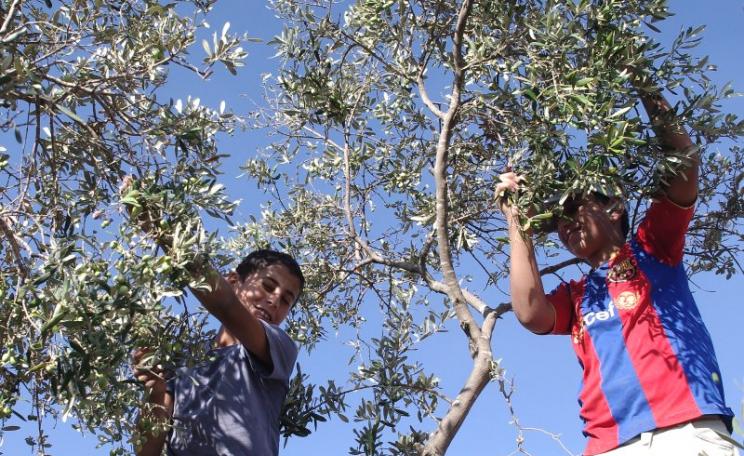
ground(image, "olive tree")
xmin=0 ymin=0 xmax=246 ymax=453
xmin=237 ymin=0 xmax=744 ymax=454
xmin=0 ymin=0 xmax=742 ymax=455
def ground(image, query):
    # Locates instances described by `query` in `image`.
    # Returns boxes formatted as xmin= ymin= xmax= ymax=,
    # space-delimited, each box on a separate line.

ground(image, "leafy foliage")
xmin=240 ymin=0 xmax=744 ymax=454
xmin=0 ymin=0 xmax=742 ymax=455
xmin=0 ymin=0 xmax=245 ymax=452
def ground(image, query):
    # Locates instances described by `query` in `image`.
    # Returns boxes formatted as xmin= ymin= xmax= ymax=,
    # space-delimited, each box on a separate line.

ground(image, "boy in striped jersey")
xmin=496 ymin=88 xmax=736 ymax=455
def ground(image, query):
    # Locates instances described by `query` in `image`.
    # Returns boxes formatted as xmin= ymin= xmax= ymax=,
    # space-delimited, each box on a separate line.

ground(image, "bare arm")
xmin=189 ymin=269 xmax=271 ymax=364
xmin=120 ymin=179 xmax=272 ymax=364
xmin=133 ymin=349 xmax=174 ymax=456
xmin=497 ymin=173 xmax=555 ymax=334
xmin=640 ymin=92 xmax=698 ymax=207
xmin=136 ymin=390 xmax=173 ymax=456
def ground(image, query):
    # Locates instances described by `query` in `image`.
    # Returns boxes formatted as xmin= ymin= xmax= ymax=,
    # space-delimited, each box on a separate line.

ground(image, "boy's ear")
xmin=607 ymin=198 xmax=625 ymax=222
xmin=226 ymin=271 xmax=240 ymax=286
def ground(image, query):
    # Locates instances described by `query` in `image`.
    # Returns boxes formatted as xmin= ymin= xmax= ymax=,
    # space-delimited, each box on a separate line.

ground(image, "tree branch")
xmin=432 ymin=0 xmax=477 ymax=341
xmin=424 ymin=2 xmax=488 ymax=455
xmin=0 ymin=210 xmax=29 ymax=281
xmin=539 ymin=257 xmax=583 ymax=276
xmin=0 ymin=0 xmax=22 ymax=35
xmin=417 ymin=72 xmax=446 ymax=120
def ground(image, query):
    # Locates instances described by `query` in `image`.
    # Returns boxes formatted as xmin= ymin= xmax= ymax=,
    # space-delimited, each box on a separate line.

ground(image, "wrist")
xmin=148 ymin=384 xmax=168 ymax=401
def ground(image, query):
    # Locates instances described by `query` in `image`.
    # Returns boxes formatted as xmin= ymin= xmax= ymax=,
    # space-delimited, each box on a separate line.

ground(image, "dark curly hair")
xmin=235 ymin=249 xmax=305 ymax=299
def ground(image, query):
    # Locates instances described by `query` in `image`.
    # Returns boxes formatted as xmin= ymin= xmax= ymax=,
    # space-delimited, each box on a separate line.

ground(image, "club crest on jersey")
xmin=615 ymin=291 xmax=639 ymax=310
xmin=608 ymin=258 xmax=637 ymax=282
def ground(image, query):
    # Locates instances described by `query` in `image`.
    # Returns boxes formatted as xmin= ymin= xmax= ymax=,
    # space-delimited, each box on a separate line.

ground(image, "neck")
xmin=215 ymin=327 xmax=239 ymax=348
xmin=587 ymin=239 xmax=624 ymax=269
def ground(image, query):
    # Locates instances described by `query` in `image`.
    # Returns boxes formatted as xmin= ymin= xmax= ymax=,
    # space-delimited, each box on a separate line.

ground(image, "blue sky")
xmin=2 ymin=1 xmax=743 ymax=455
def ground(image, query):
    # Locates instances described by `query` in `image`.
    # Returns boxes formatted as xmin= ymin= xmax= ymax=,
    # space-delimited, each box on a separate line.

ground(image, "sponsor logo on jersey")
xmin=574 ymin=302 xmax=618 ymax=343
xmin=582 ymin=302 xmax=616 ymax=328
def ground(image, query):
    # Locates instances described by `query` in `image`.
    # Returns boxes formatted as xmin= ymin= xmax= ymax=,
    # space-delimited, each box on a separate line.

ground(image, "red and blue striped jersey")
xmin=547 ymin=198 xmax=734 ymax=455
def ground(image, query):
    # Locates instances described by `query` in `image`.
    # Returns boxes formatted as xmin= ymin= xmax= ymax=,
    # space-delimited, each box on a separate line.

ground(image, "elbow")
xmin=512 ymin=298 xmax=555 ymax=334
xmin=514 ymin=312 xmax=548 ymax=334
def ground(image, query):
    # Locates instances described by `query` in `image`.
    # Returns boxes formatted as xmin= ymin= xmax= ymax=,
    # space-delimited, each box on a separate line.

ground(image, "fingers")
xmin=132 ymin=348 xmax=145 ymax=364
xmin=132 ymin=347 xmax=152 ymax=366
xmin=495 ymin=172 xmax=526 ymax=216
xmin=132 ymin=348 xmax=165 ymax=381
xmin=495 ymin=172 xmax=524 ymax=198
xmin=135 ymin=364 xmax=164 ymax=378
xmin=132 ymin=347 xmax=170 ymax=394
xmin=135 ymin=364 xmax=168 ymax=393
xmin=498 ymin=171 xmax=523 ymax=188
xmin=136 ymin=372 xmax=164 ymax=389
xmin=136 ymin=372 xmax=158 ymax=385
xmin=119 ymin=175 xmax=135 ymax=195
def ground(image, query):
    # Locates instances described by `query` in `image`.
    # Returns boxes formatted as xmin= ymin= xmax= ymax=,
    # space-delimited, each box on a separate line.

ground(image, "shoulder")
xmin=261 ymin=321 xmax=297 ymax=355
xmin=547 ymin=276 xmax=586 ymax=300
xmin=546 ymin=276 xmax=587 ymax=335
xmin=642 ymin=196 xmax=695 ymax=223
xmin=240 ymin=321 xmax=298 ymax=383
xmin=634 ymin=197 xmax=694 ymax=266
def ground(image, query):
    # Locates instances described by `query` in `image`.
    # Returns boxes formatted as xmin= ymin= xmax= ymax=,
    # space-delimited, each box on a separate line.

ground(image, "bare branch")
xmin=424 ymin=352 xmax=492 ymax=456
xmin=417 ymin=72 xmax=446 ymax=120
xmin=0 ymin=0 xmax=22 ymax=35
xmin=0 ymin=210 xmax=29 ymax=281
xmin=339 ymin=30 xmax=416 ymax=85
xmin=539 ymin=257 xmax=584 ymax=276
xmin=424 ymin=2 xmax=489 ymax=455
xmin=431 ymin=0 xmax=478 ymax=342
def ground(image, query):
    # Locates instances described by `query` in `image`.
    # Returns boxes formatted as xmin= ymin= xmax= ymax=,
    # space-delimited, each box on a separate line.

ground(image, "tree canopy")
xmin=246 ymin=0 xmax=744 ymax=454
xmin=0 ymin=0 xmax=742 ymax=455
xmin=1 ymin=0 xmax=244 ymax=452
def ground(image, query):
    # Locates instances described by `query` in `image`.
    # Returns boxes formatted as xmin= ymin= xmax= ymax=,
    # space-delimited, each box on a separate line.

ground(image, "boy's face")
xmin=556 ymin=197 xmax=622 ymax=260
xmin=229 ymin=264 xmax=301 ymax=326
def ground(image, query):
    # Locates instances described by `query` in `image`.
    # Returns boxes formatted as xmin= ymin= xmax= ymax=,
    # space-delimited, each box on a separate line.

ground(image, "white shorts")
xmin=597 ymin=417 xmax=740 ymax=456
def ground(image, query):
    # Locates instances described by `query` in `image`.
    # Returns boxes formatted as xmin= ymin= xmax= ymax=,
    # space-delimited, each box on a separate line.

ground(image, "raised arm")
xmin=120 ymin=196 xmax=272 ymax=364
xmin=497 ymin=173 xmax=555 ymax=334
xmin=189 ymin=268 xmax=272 ymax=364
xmin=640 ymin=92 xmax=698 ymax=207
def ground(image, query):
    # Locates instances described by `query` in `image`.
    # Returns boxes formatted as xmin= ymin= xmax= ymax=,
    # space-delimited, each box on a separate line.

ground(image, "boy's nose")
xmin=266 ymin=290 xmax=281 ymax=307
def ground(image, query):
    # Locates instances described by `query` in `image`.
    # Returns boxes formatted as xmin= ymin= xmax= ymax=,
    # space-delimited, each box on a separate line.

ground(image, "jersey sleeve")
xmin=546 ymin=281 xmax=576 ymax=335
xmin=244 ymin=321 xmax=298 ymax=385
xmin=635 ymin=198 xmax=694 ymax=266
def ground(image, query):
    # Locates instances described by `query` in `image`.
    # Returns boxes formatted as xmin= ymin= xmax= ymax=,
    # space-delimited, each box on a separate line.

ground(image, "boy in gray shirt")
xmin=134 ymin=250 xmax=304 ymax=456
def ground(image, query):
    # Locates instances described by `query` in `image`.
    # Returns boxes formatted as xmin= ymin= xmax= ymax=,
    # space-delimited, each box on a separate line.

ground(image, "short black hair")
xmin=235 ymin=249 xmax=305 ymax=297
